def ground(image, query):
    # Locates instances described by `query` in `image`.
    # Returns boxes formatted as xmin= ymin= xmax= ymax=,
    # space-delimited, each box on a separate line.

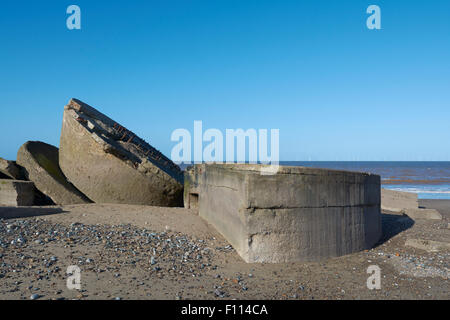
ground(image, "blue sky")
xmin=1 ymin=0 xmax=449 ymax=161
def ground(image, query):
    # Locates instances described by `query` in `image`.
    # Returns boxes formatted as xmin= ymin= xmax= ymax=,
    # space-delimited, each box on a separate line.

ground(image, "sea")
xmin=180 ymin=162 xmax=450 ymax=200
xmin=281 ymin=161 xmax=450 ymax=200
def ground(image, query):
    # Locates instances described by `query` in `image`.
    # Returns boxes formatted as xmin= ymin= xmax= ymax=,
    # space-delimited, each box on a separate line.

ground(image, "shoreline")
xmin=382 ymin=179 xmax=450 ymax=185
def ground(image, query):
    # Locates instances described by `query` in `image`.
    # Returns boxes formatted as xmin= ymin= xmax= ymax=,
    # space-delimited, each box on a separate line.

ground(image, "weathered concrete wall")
xmin=185 ymin=164 xmax=382 ymax=263
xmin=59 ymin=98 xmax=184 ymax=206
xmin=0 ymin=179 xmax=35 ymax=206
xmin=381 ymin=188 xmax=419 ymax=213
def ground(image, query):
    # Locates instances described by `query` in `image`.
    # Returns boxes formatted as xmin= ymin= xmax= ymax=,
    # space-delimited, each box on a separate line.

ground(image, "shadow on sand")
xmin=375 ymin=213 xmax=415 ymax=246
xmin=0 ymin=206 xmax=66 ymax=219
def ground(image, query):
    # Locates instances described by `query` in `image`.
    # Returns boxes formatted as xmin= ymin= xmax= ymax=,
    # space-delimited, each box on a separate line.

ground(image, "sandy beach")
xmin=0 ymin=199 xmax=448 ymax=300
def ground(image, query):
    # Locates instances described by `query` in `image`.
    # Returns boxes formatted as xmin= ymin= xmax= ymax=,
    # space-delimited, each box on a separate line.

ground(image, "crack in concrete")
xmin=205 ymin=184 xmax=238 ymax=191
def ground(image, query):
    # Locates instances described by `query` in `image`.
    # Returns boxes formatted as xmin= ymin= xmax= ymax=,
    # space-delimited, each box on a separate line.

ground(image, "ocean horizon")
xmin=180 ymin=161 xmax=450 ymax=200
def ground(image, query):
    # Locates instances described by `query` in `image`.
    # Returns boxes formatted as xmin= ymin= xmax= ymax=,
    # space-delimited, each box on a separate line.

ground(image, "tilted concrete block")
xmin=185 ymin=164 xmax=382 ymax=263
xmin=59 ymin=98 xmax=184 ymax=206
xmin=381 ymin=189 xmax=418 ymax=213
xmin=16 ymin=141 xmax=91 ymax=205
xmin=0 ymin=157 xmax=25 ymax=180
xmin=404 ymin=208 xmax=442 ymax=220
xmin=0 ymin=179 xmax=35 ymax=206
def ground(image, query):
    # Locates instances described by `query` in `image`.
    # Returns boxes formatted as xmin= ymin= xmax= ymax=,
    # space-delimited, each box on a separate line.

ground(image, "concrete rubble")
xmin=405 ymin=238 xmax=450 ymax=252
xmin=381 ymin=188 xmax=442 ymax=220
xmin=0 ymin=158 xmax=25 ymax=180
xmin=381 ymin=188 xmax=418 ymax=213
xmin=0 ymin=179 xmax=35 ymax=206
xmin=16 ymin=141 xmax=91 ymax=205
xmin=402 ymin=208 xmax=442 ymax=220
xmin=59 ymin=98 xmax=184 ymax=206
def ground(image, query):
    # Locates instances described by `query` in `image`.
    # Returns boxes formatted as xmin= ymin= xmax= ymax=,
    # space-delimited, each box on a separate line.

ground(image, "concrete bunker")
xmin=59 ymin=98 xmax=184 ymax=206
xmin=184 ymin=164 xmax=382 ymax=263
xmin=184 ymin=171 xmax=201 ymax=211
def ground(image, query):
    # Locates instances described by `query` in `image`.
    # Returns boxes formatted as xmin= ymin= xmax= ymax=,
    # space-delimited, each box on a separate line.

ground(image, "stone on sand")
xmin=0 ymin=179 xmax=35 ymax=206
xmin=16 ymin=141 xmax=91 ymax=205
xmin=59 ymin=98 xmax=184 ymax=206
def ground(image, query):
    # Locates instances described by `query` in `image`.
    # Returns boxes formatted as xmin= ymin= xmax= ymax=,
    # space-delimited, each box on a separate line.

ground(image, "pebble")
xmin=30 ymin=293 xmax=40 ymax=300
xmin=214 ymin=289 xmax=226 ymax=298
xmin=0 ymin=218 xmax=218 ymax=298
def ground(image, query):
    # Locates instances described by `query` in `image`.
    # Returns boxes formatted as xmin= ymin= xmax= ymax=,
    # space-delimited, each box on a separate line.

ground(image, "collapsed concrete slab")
xmin=381 ymin=189 xmax=441 ymax=220
xmin=0 ymin=179 xmax=35 ymax=206
xmin=0 ymin=157 xmax=25 ymax=180
xmin=59 ymin=98 xmax=184 ymax=206
xmin=403 ymin=208 xmax=442 ymax=220
xmin=405 ymin=238 xmax=450 ymax=252
xmin=16 ymin=141 xmax=91 ymax=205
xmin=185 ymin=164 xmax=382 ymax=263
xmin=381 ymin=188 xmax=419 ymax=213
